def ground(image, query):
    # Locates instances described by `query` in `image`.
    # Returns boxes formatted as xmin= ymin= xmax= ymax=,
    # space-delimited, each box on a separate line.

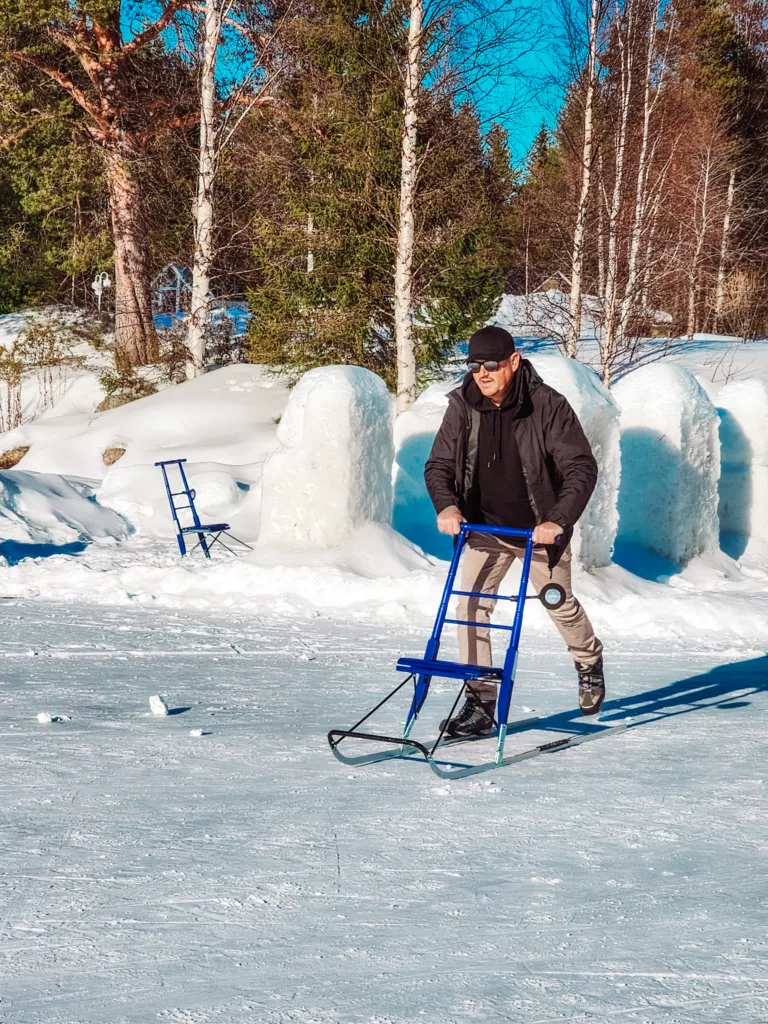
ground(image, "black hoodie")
xmin=462 ymin=370 xmax=536 ymax=529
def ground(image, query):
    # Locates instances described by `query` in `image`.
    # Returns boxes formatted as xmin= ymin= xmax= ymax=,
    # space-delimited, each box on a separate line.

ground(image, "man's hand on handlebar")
xmin=532 ymin=521 xmax=564 ymax=545
xmin=437 ymin=507 xmax=466 ymax=535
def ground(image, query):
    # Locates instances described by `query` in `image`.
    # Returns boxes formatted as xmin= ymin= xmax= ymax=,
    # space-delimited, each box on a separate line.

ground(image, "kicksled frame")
xmin=328 ymin=523 xmax=625 ymax=779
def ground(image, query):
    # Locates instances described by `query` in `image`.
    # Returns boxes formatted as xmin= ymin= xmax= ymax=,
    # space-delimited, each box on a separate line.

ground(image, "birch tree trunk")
xmin=600 ymin=0 xmax=635 ymax=387
xmin=393 ymin=0 xmax=423 ymax=414
xmin=714 ymin=168 xmax=736 ymax=329
xmin=618 ymin=2 xmax=660 ymax=345
xmin=187 ymin=0 xmax=221 ymax=379
xmin=104 ymin=138 xmax=160 ymax=370
xmin=687 ymin=150 xmax=712 ymax=339
xmin=566 ymin=0 xmax=601 ymax=359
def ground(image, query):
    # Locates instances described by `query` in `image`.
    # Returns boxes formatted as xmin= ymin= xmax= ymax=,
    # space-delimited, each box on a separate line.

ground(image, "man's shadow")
xmin=530 ymin=653 xmax=768 ymax=737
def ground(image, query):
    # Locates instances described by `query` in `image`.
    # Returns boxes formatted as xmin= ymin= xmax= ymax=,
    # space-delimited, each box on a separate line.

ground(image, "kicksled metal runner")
xmin=328 ymin=522 xmax=627 ymax=779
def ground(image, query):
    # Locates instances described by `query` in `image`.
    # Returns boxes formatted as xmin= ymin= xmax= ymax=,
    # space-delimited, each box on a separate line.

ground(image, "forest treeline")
xmin=1 ymin=0 xmax=767 ymax=395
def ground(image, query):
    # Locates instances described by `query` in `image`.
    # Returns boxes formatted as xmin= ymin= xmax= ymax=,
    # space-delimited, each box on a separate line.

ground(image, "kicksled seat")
xmin=328 ymin=522 xmax=625 ymax=779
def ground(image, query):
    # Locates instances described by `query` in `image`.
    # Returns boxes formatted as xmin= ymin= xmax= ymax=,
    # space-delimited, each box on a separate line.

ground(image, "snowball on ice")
xmin=149 ymin=695 xmax=169 ymax=716
xmin=259 ymin=366 xmax=394 ymax=549
xmin=528 ymin=353 xmax=621 ymax=569
xmin=189 ymin=728 xmax=204 ymax=737
xmin=36 ymin=712 xmax=53 ymax=724
xmin=717 ymin=378 xmax=768 ymax=546
xmin=613 ymin=364 xmax=720 ymax=564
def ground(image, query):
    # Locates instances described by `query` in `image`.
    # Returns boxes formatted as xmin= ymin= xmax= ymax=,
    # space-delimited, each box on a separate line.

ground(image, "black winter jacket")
xmin=424 ymin=360 xmax=598 ymax=567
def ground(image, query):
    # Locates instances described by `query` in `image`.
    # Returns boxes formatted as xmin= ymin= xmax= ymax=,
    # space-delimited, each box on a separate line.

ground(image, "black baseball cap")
xmin=468 ymin=326 xmax=516 ymax=362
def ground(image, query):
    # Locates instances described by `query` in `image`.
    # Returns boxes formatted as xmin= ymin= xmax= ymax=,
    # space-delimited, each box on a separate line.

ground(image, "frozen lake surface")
xmin=1 ymin=600 xmax=767 ymax=1023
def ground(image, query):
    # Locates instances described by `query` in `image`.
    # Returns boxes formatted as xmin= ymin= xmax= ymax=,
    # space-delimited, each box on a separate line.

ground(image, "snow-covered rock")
xmin=717 ymin=378 xmax=768 ymax=546
xmin=614 ymin=364 xmax=720 ymax=564
xmin=528 ymin=353 xmax=620 ymax=569
xmin=259 ymin=365 xmax=394 ymax=550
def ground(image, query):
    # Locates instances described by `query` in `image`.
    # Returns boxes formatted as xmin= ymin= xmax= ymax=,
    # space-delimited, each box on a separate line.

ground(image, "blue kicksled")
xmin=328 ymin=522 xmax=625 ymax=779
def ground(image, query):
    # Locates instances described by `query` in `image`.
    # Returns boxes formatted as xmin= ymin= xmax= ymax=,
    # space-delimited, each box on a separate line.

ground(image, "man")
xmin=424 ymin=325 xmax=604 ymax=738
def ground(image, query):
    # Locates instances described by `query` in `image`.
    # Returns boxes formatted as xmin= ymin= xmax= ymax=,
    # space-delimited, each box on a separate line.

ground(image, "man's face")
xmin=472 ymin=352 xmax=520 ymax=402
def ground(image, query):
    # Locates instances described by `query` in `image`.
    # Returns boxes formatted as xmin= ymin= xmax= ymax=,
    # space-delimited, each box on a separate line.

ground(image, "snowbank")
xmin=0 ymin=470 xmax=129 ymax=565
xmin=717 ymin=378 xmax=768 ymax=548
xmin=613 ymin=364 xmax=720 ymax=564
xmin=9 ymin=364 xmax=288 ymax=480
xmin=259 ymin=365 xmax=394 ymax=549
xmin=527 ymin=353 xmax=620 ymax=569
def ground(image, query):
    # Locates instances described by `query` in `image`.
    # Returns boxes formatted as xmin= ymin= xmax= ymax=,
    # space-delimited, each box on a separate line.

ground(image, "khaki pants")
xmin=455 ymin=536 xmax=602 ymax=699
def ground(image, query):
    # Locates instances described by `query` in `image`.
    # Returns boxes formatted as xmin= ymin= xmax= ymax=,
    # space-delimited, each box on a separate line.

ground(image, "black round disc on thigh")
xmin=539 ymin=583 xmax=566 ymax=610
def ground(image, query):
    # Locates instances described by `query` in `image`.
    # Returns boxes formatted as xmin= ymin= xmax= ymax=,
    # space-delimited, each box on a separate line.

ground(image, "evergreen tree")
xmin=243 ymin=0 xmax=519 ymax=387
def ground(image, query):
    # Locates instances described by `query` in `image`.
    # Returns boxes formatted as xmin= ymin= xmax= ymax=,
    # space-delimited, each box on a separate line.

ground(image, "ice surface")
xmin=3 ymin=600 xmax=768 ymax=1024
xmin=527 ymin=353 xmax=621 ymax=569
xmin=717 ymin=379 xmax=768 ymax=548
xmin=259 ymin=365 xmax=394 ymax=549
xmin=614 ymin=364 xmax=720 ymax=564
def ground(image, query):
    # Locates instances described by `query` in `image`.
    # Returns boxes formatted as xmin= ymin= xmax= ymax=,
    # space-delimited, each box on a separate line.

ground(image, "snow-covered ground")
xmin=3 ymin=306 xmax=768 ymax=1021
xmin=2 ymin=599 xmax=768 ymax=1023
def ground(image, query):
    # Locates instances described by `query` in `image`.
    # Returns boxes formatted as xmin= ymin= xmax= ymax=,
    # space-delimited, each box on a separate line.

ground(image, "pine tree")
xmin=243 ymin=0 xmax=518 ymax=388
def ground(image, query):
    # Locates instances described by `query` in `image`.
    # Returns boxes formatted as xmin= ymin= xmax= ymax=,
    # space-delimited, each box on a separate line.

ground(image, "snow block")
xmin=259 ymin=366 xmax=394 ymax=549
xmin=614 ymin=364 xmax=720 ymax=564
xmin=528 ymin=354 xmax=620 ymax=569
xmin=717 ymin=378 xmax=768 ymax=546
xmin=393 ymin=381 xmax=456 ymax=560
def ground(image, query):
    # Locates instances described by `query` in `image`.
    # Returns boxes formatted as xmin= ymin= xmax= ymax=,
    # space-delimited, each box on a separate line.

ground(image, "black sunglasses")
xmin=467 ymin=359 xmax=506 ymax=372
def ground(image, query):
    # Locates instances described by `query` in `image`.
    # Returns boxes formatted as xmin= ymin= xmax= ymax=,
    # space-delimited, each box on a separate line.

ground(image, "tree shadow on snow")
xmin=528 ymin=653 xmax=768 ymax=739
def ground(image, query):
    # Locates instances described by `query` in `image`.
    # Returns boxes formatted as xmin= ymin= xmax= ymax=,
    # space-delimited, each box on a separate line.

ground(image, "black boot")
xmin=577 ymin=655 xmax=605 ymax=716
xmin=440 ymin=688 xmax=497 ymax=738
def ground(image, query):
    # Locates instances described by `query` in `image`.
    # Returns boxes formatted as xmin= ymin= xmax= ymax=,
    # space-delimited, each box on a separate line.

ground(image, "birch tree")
xmin=187 ymin=0 xmax=221 ymax=378
xmin=184 ymin=0 xmax=280 ymax=377
xmin=566 ymin=0 xmax=605 ymax=358
xmin=713 ymin=167 xmax=736 ymax=328
xmin=598 ymin=0 xmax=637 ymax=386
xmin=393 ymin=0 xmax=424 ymax=413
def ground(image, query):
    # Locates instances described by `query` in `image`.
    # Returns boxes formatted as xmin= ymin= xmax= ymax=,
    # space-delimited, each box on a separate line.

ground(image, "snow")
xmin=3 ymin=599 xmax=768 ymax=1023
xmin=0 ymin=469 xmax=129 ymax=565
xmin=4 ymin=311 xmax=768 ymax=1019
xmin=259 ymin=365 xmax=394 ymax=549
xmin=527 ymin=353 xmax=621 ymax=569
xmin=393 ymin=380 xmax=456 ymax=560
xmin=717 ymin=378 xmax=768 ymax=551
xmin=613 ymin=364 xmax=720 ymax=565
xmin=149 ymin=694 xmax=169 ymax=716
